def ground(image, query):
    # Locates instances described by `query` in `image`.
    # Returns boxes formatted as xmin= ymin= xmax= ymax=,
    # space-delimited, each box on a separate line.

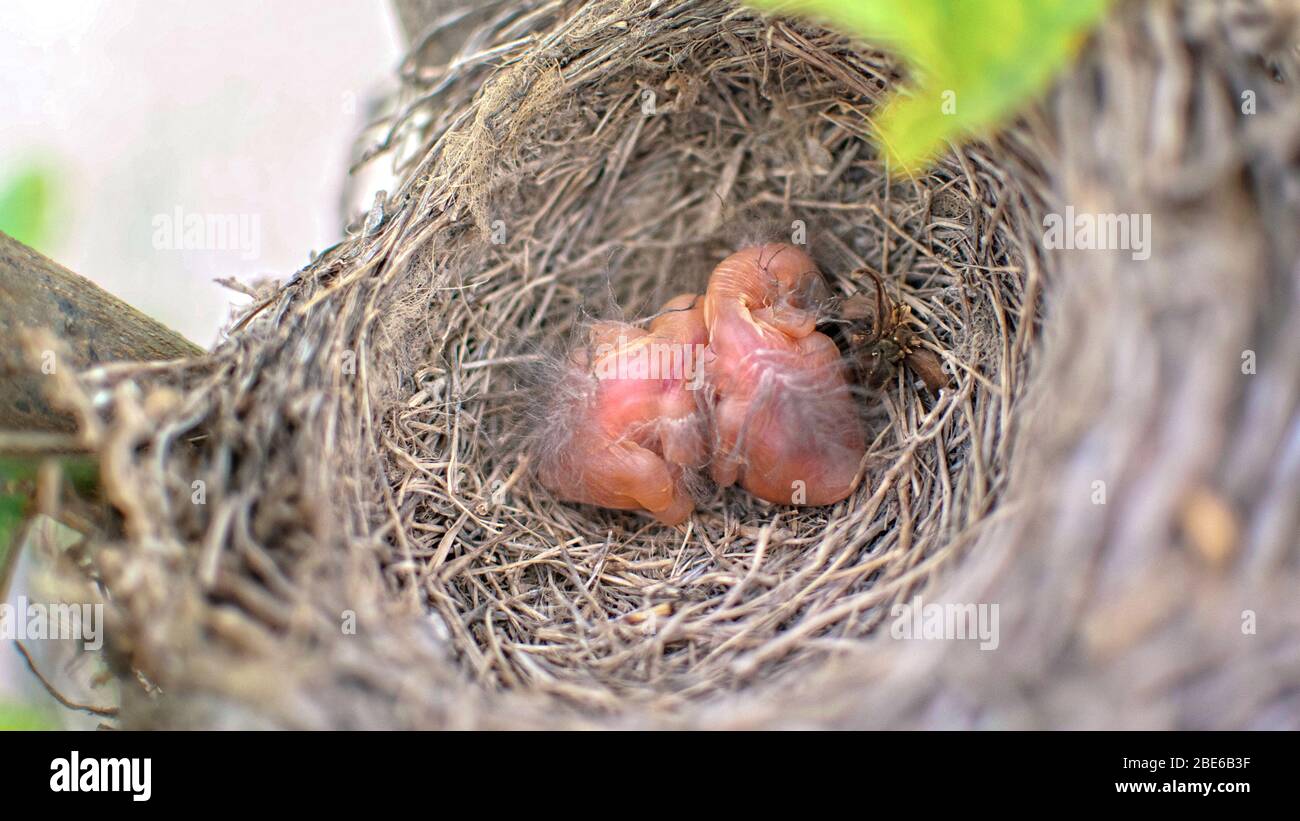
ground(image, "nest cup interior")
xmin=379 ymin=8 xmax=1044 ymax=709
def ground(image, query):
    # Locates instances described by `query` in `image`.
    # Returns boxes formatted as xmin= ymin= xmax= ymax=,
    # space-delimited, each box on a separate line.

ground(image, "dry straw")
xmin=48 ymin=0 xmax=1300 ymax=728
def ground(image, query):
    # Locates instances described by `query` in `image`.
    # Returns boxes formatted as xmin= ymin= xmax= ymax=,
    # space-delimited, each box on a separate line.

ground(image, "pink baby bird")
xmin=702 ymin=244 xmax=865 ymax=506
xmin=537 ymin=293 xmax=708 ymax=525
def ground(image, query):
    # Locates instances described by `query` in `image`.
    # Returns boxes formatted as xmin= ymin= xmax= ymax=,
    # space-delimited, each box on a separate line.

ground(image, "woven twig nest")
xmin=53 ymin=0 xmax=1300 ymax=728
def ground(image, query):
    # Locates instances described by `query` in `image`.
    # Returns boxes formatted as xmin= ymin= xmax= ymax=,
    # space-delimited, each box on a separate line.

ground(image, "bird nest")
xmin=49 ymin=0 xmax=1300 ymax=728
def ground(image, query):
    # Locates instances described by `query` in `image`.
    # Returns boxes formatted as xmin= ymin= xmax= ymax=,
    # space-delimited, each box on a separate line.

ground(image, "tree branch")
xmin=0 ymin=230 xmax=203 ymax=432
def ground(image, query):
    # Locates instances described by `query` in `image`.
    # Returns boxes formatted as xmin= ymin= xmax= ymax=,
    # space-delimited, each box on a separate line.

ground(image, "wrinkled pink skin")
xmin=538 ymin=294 xmax=707 ymax=525
xmin=703 ymin=244 xmax=865 ymax=506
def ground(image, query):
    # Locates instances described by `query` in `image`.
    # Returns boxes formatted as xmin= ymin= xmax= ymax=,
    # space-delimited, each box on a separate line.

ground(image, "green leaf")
xmin=0 ymin=165 xmax=57 ymax=251
xmin=0 ymin=702 xmax=59 ymax=731
xmin=747 ymin=0 xmax=1109 ymax=172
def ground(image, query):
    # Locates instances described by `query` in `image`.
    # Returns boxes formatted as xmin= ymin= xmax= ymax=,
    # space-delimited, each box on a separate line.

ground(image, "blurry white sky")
xmin=0 ymin=0 xmax=403 ymax=718
xmin=0 ymin=0 xmax=404 ymax=343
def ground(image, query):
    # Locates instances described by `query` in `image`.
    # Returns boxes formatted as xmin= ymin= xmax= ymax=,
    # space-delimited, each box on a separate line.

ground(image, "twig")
xmin=12 ymin=640 xmax=119 ymax=718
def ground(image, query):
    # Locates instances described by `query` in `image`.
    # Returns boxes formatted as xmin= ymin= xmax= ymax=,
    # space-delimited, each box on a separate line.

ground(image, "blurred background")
xmin=1 ymin=0 xmax=403 ymax=725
